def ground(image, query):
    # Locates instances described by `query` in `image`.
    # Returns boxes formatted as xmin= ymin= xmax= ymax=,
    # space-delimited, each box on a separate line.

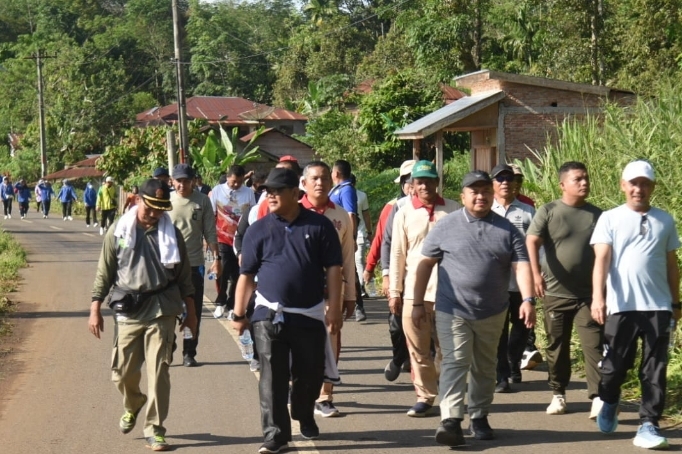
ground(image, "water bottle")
xmin=181 ymin=309 xmax=193 ymax=339
xmin=366 ymin=279 xmax=377 ymax=298
xmin=208 ymin=272 xmax=217 ymax=280
xmin=239 ymin=330 xmax=254 ymax=360
xmin=205 ymin=249 xmax=214 ymax=263
xmin=669 ymin=319 xmax=677 ymax=350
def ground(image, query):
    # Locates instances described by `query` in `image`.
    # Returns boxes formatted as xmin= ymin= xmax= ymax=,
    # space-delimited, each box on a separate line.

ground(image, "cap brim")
xmin=142 ymin=195 xmax=172 ymax=211
xmin=172 ymin=173 xmax=193 ymax=180
xmin=261 ymin=183 xmax=294 ymax=190
xmin=411 ymin=172 xmax=438 ymax=179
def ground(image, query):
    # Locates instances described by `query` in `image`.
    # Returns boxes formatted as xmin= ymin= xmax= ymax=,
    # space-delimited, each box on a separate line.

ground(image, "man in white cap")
xmin=591 ymin=160 xmax=680 ymax=450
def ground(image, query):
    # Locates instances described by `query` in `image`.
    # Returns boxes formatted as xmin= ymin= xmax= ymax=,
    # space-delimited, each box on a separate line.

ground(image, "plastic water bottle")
xmin=208 ymin=272 xmax=217 ymax=280
xmin=366 ymin=279 xmax=377 ymax=298
xmin=205 ymin=249 xmax=214 ymax=263
xmin=181 ymin=310 xmax=193 ymax=339
xmin=239 ymin=330 xmax=254 ymax=360
xmin=669 ymin=319 xmax=677 ymax=350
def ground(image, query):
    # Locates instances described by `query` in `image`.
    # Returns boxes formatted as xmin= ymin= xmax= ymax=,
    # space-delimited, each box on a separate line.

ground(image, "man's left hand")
xmin=180 ymin=312 xmax=198 ymax=337
xmin=326 ymin=307 xmax=343 ymax=335
xmin=210 ymin=260 xmax=222 ymax=278
xmin=519 ymin=302 xmax=536 ymax=328
xmin=342 ymin=300 xmax=355 ymax=320
xmin=231 ymin=318 xmax=249 ymax=335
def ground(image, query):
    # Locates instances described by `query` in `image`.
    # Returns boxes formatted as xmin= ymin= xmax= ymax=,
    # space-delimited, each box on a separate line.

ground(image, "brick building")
xmin=395 ymin=70 xmax=635 ymax=177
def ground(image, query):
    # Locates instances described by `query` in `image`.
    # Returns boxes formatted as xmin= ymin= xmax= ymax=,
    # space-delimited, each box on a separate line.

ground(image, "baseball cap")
xmin=411 ymin=160 xmax=438 ymax=179
xmin=153 ymin=167 xmax=169 ymax=178
xmin=172 ymin=163 xmax=195 ymax=180
xmin=491 ymin=164 xmax=513 ymax=177
xmin=139 ymin=179 xmax=172 ymax=211
xmin=261 ymin=168 xmax=299 ymax=190
xmin=622 ymin=160 xmax=655 ymax=182
xmin=394 ymin=159 xmax=417 ymax=183
xmin=510 ymin=164 xmax=524 ymax=176
xmin=461 ymin=170 xmax=493 ymax=189
xmin=105 ymin=176 xmax=114 ymax=183
xmin=279 ymin=155 xmax=298 ymax=163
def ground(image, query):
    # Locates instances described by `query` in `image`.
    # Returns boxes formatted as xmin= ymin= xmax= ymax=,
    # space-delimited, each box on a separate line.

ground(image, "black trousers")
xmin=61 ymin=201 xmax=72 ymax=217
xmin=497 ymin=292 xmax=531 ymax=380
xmin=543 ymin=295 xmax=603 ymax=398
xmin=254 ymin=319 xmax=326 ymax=444
xmin=216 ymin=243 xmax=239 ymax=309
xmin=42 ymin=199 xmax=51 ymax=216
xmin=599 ymin=310 xmax=671 ymax=424
xmin=182 ymin=266 xmax=205 ymax=358
xmin=19 ymin=201 xmax=28 ymax=216
xmin=3 ymin=198 xmax=12 ymax=215
xmin=355 ymin=275 xmax=364 ymax=310
xmin=388 ymin=312 xmax=409 ymax=367
xmin=101 ymin=209 xmax=116 ymax=229
xmin=85 ymin=205 xmax=98 ymax=225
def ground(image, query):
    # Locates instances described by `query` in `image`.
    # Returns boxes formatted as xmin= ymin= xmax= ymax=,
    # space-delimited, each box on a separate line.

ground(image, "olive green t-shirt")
xmin=527 ymin=200 xmax=602 ymax=298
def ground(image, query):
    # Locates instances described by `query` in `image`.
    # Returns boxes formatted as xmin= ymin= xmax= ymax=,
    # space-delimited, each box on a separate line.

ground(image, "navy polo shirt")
xmin=240 ymin=208 xmax=343 ymax=325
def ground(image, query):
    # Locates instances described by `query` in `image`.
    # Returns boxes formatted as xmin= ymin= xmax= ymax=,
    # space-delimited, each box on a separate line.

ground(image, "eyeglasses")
xmin=265 ymin=187 xmax=286 ymax=196
xmin=640 ymin=215 xmax=648 ymax=236
xmin=494 ymin=175 xmax=515 ymax=183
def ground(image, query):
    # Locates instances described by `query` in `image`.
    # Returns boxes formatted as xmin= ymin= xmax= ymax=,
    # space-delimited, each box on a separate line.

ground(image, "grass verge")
xmin=0 ymin=229 xmax=27 ymax=338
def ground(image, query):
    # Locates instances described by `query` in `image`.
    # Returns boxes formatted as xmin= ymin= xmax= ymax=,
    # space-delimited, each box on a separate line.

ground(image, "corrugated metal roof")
xmin=395 ymin=90 xmax=505 ymax=139
xmin=44 ymin=167 xmax=104 ymax=181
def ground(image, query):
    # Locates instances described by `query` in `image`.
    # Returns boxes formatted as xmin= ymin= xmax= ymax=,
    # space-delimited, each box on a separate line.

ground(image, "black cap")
xmin=172 ymin=163 xmax=195 ymax=180
xmin=461 ymin=170 xmax=493 ymax=189
xmin=139 ymin=179 xmax=172 ymax=211
xmin=261 ymin=168 xmax=299 ymax=190
xmin=491 ymin=164 xmax=513 ymax=177
xmin=153 ymin=167 xmax=169 ymax=178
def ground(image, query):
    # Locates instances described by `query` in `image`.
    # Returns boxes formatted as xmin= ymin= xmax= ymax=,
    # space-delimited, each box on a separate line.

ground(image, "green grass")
xmin=0 ymin=229 xmax=26 ymax=337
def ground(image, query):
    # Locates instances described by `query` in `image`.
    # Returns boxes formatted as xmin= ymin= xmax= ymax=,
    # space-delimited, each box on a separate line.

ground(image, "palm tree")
xmin=304 ymin=0 xmax=338 ymax=27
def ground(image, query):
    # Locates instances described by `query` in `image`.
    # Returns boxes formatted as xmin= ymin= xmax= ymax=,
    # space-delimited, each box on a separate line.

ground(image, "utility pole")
xmin=172 ymin=0 xmax=189 ymax=164
xmin=36 ymin=50 xmax=48 ymax=177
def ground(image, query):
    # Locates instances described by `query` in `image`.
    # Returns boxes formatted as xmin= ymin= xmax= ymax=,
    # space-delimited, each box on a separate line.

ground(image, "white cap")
xmin=105 ymin=176 xmax=114 ymax=183
xmin=394 ymin=159 xmax=417 ymax=183
xmin=622 ymin=160 xmax=655 ymax=182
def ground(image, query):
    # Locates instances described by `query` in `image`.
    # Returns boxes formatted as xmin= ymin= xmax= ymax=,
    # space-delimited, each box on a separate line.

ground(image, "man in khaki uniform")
xmin=389 ymin=160 xmax=460 ymax=417
xmin=88 ymin=179 xmax=196 ymax=452
xmin=300 ymin=161 xmax=356 ymax=418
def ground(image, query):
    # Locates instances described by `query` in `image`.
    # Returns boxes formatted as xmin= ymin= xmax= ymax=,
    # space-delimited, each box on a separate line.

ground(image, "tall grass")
xmin=517 ymin=80 xmax=682 ymax=416
xmin=0 ymin=230 xmax=26 ymax=337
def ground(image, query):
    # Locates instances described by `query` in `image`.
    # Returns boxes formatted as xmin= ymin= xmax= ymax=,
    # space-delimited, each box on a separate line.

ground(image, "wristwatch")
xmin=232 ymin=313 xmax=247 ymax=321
xmin=672 ymin=302 xmax=682 ymax=310
xmin=522 ymin=297 xmax=537 ymax=306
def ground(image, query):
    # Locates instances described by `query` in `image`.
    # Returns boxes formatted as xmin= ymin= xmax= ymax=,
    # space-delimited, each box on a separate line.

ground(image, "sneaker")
xmin=546 ymin=394 xmax=567 ymax=415
xmin=469 ymin=416 xmax=495 ymax=440
xmin=94 ymin=222 xmax=98 ymax=227
xmin=20 ymin=215 xmax=24 ymax=219
xmin=43 ymin=215 xmax=47 ymax=219
xmin=633 ymin=422 xmax=669 ymax=449
xmin=63 ymin=217 xmax=67 ymax=221
xmin=145 ymin=435 xmax=169 ymax=451
xmin=3 ymin=216 xmax=6 ymax=220
xmin=226 ymin=309 xmax=235 ymax=321
xmin=67 ymin=216 xmax=73 ymax=221
xmin=510 ymin=372 xmax=522 ymax=383
xmin=520 ymin=350 xmax=543 ymax=370
xmin=590 ymin=397 xmax=604 ymax=420
xmin=384 ymin=360 xmax=401 ymax=382
xmin=213 ymin=305 xmax=225 ymax=319
xmin=299 ymin=420 xmax=320 ymax=440
xmin=402 ymin=361 xmax=411 ymax=373
xmin=355 ymin=307 xmax=367 ymax=322
xmin=99 ymin=227 xmax=104 ymax=235
xmin=86 ymin=224 xmax=90 ymax=228
xmin=7 ymin=214 xmax=10 ymax=219
xmin=407 ymin=402 xmax=435 ymax=417
xmin=250 ymin=359 xmax=261 ymax=372
xmin=597 ymin=400 xmax=619 ymax=434
xmin=494 ymin=379 xmax=511 ymax=393
xmin=315 ymin=401 xmax=340 ymax=418
xmin=435 ymin=418 xmax=465 ymax=447
xmin=183 ymin=355 xmax=198 ymax=367
xmin=258 ymin=440 xmax=288 ymax=453
xmin=119 ymin=410 xmax=139 ymax=434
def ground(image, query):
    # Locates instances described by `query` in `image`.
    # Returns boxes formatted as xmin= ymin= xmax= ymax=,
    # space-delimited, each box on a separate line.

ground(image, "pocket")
xmin=165 ymin=323 xmax=176 ymax=366
xmin=110 ymin=333 xmax=120 ymax=373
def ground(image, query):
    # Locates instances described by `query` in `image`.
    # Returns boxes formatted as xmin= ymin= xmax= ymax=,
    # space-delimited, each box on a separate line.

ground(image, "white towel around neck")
xmin=113 ymin=205 xmax=180 ymax=268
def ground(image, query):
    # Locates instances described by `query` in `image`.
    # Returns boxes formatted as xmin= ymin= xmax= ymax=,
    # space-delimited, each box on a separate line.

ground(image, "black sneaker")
xmin=183 ymin=355 xmax=198 ymax=367
xmin=510 ymin=370 xmax=522 ymax=383
xmin=314 ymin=401 xmax=340 ymax=417
xmin=299 ymin=420 xmax=320 ymax=440
xmin=355 ymin=307 xmax=367 ymax=322
xmin=494 ymin=379 xmax=511 ymax=393
xmin=402 ymin=361 xmax=411 ymax=373
xmin=384 ymin=361 xmax=401 ymax=382
xmin=258 ymin=440 xmax=289 ymax=453
xmin=435 ymin=418 xmax=465 ymax=447
xmin=469 ymin=416 xmax=495 ymax=440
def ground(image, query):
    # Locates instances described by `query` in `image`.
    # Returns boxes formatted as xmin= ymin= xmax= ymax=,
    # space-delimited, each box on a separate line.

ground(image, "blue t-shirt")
xmin=329 ymin=181 xmax=358 ymax=216
xmin=241 ymin=208 xmax=343 ymax=325
xmin=590 ymin=204 xmax=680 ymax=314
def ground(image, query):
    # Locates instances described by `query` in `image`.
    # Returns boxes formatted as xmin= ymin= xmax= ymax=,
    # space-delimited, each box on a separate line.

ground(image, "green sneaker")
xmin=119 ymin=409 xmax=138 ymax=434
xmin=145 ymin=435 xmax=170 ymax=451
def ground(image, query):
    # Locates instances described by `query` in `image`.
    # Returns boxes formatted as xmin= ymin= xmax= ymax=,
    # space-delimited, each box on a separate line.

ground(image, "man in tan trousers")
xmin=389 ymin=160 xmax=460 ymax=417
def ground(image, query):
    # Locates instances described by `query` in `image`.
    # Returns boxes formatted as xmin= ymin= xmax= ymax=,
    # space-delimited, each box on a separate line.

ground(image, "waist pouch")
xmin=108 ymin=280 xmax=177 ymax=315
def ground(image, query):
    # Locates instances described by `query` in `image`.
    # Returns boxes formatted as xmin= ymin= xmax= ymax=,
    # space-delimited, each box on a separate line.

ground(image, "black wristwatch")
xmin=522 ymin=297 xmax=537 ymax=306
xmin=232 ymin=313 xmax=247 ymax=321
xmin=673 ymin=302 xmax=682 ymax=310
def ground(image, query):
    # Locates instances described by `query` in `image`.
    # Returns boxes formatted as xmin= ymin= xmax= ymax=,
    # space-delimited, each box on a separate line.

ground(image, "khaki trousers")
xmin=111 ymin=315 xmax=176 ymax=437
xmin=403 ymin=299 xmax=440 ymax=404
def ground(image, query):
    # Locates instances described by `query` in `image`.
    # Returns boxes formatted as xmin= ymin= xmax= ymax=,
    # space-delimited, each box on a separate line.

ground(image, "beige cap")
xmin=509 ymin=164 xmax=524 ymax=176
xmin=394 ymin=159 xmax=416 ymax=183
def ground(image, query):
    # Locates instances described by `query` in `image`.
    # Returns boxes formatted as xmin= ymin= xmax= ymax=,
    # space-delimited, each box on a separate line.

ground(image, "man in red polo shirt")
xmin=301 ymin=161 xmax=356 ymax=419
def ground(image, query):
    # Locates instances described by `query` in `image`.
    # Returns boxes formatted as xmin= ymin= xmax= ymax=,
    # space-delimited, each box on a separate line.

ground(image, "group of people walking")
xmin=86 ymin=157 xmax=679 ymax=453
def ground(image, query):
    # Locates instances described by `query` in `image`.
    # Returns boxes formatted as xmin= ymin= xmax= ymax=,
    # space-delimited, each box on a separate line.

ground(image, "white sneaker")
xmin=63 ymin=217 xmax=67 ymax=221
xmin=99 ymin=227 xmax=104 ymax=236
xmin=67 ymin=216 xmax=73 ymax=221
xmin=547 ymin=394 xmax=567 ymax=415
xmin=43 ymin=215 xmax=47 ymax=219
xmin=21 ymin=215 xmax=24 ymax=219
xmin=589 ymin=397 xmax=604 ymax=420
xmin=520 ymin=350 xmax=543 ymax=370
xmin=93 ymin=222 xmax=98 ymax=227
xmin=3 ymin=216 xmax=6 ymax=220
xmin=226 ymin=310 xmax=235 ymax=321
xmin=213 ymin=305 xmax=225 ymax=319
xmin=7 ymin=214 xmax=10 ymax=219
xmin=86 ymin=224 xmax=90 ymax=228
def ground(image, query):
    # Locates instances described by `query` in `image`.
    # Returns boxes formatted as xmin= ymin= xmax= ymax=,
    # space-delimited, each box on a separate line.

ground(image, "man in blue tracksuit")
xmin=38 ymin=181 xmax=54 ymax=218
xmin=14 ymin=179 xmax=31 ymax=219
xmin=83 ymin=181 xmax=98 ymax=227
xmin=1 ymin=176 xmax=15 ymax=219
xmin=57 ymin=179 xmax=78 ymax=221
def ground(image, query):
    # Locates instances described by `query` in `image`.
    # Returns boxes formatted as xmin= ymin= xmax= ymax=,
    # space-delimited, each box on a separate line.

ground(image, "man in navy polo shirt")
xmin=232 ymin=168 xmax=343 ymax=454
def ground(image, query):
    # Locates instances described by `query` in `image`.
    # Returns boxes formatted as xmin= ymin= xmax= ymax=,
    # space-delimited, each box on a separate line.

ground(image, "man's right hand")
xmin=533 ymin=272 xmax=546 ymax=298
xmin=325 ymin=307 xmax=343 ymax=335
xmin=363 ymin=270 xmax=372 ymax=286
xmin=388 ymin=296 xmax=403 ymax=316
xmin=591 ymin=297 xmax=607 ymax=325
xmin=88 ymin=302 xmax=104 ymax=339
xmin=382 ymin=276 xmax=389 ymax=297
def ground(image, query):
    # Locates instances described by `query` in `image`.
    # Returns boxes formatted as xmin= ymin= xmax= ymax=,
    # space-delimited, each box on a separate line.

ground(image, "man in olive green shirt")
xmin=88 ymin=179 xmax=196 ymax=452
xmin=526 ymin=161 xmax=603 ymax=418
xmin=169 ymin=163 xmax=221 ymax=367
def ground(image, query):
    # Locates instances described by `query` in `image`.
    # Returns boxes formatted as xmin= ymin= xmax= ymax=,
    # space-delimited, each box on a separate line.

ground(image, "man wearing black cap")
xmin=169 ymin=164 xmax=221 ymax=367
xmin=153 ymin=167 xmax=171 ymax=185
xmin=412 ymin=170 xmax=535 ymax=447
xmin=88 ymin=178 xmax=196 ymax=452
xmin=231 ymin=168 xmax=343 ymax=454
xmin=489 ymin=164 xmax=536 ymax=393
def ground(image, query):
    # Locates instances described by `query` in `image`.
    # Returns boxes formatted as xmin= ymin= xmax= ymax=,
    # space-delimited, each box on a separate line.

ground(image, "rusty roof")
xmin=136 ymin=96 xmax=307 ymax=127
xmin=43 ymin=154 xmax=105 ymax=180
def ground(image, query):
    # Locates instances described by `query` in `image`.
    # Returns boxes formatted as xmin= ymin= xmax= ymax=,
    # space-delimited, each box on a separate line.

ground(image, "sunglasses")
xmin=640 ymin=215 xmax=648 ymax=236
xmin=265 ymin=187 xmax=287 ymax=196
xmin=494 ymin=175 xmax=515 ymax=183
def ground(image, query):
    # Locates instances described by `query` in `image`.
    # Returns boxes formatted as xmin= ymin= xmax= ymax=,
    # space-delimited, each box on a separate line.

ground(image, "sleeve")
xmin=202 ymin=196 xmax=218 ymax=245
xmin=421 ymin=222 xmax=445 ymax=259
xmin=341 ymin=186 xmax=358 ymax=215
xmin=666 ymin=214 xmax=681 ymax=251
xmin=247 ymin=190 xmax=256 ymax=208
xmin=526 ymin=204 xmax=549 ymax=238
xmin=510 ymin=223 xmax=530 ymax=263
xmin=360 ymin=192 xmax=369 ymax=212
xmin=339 ymin=214 xmax=356 ymax=301
xmin=319 ymin=218 xmax=343 ymax=269
xmin=96 ymin=187 xmax=102 ymax=208
xmin=240 ymin=224 xmax=262 ymax=275
xmin=389 ymin=209 xmax=408 ymax=298
xmin=91 ymin=228 xmax=119 ymax=301
xmin=381 ymin=204 xmax=400 ymax=272
xmin=366 ymin=203 xmax=393 ymax=272
xmin=209 ymin=186 xmax=218 ymax=213
xmin=173 ymin=229 xmax=195 ymax=298
xmin=233 ymin=205 xmax=251 ymax=255
xmin=590 ymin=212 xmax=613 ymax=245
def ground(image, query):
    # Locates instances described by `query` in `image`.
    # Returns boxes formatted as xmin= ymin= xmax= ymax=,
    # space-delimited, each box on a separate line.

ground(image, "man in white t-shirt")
xmin=591 ymin=160 xmax=680 ymax=450
xmin=210 ymin=165 xmax=256 ymax=319
xmin=351 ymin=174 xmax=372 ymax=322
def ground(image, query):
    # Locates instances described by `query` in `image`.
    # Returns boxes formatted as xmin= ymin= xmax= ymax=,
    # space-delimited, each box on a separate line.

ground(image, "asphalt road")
xmin=0 ymin=214 xmax=680 ymax=453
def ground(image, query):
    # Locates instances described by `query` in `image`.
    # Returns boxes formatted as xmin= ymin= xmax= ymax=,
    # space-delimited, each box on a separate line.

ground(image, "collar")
xmin=411 ymin=195 xmax=445 ymax=210
xmin=492 ymin=197 xmax=522 ymax=211
xmin=301 ymin=194 xmax=335 ymax=215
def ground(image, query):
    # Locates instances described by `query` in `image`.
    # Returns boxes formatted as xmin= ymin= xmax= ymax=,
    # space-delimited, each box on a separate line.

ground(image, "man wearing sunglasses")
xmin=591 ymin=160 xmax=680 ymax=450
xmin=490 ymin=164 xmax=536 ymax=394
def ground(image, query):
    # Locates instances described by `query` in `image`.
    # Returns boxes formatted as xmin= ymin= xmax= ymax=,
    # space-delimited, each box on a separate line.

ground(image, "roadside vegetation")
xmin=0 ymin=229 xmax=26 ymax=339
